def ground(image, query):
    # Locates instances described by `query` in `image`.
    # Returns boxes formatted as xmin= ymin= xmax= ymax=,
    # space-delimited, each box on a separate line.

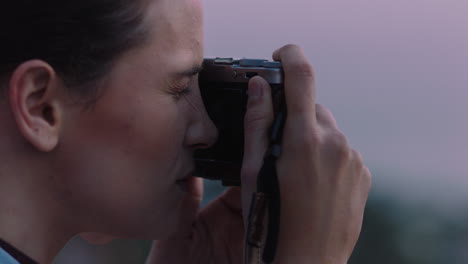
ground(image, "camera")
xmin=194 ymin=58 xmax=285 ymax=186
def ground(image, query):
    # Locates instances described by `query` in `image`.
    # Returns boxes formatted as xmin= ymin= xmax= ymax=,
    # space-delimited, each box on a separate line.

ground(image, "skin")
xmin=147 ymin=47 xmax=372 ymax=264
xmin=0 ymin=0 xmax=214 ymax=262
xmin=0 ymin=0 xmax=371 ymax=263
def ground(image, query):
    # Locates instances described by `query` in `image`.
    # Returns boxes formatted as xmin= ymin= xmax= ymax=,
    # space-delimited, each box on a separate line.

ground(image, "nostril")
xmin=209 ymin=126 xmax=219 ymax=147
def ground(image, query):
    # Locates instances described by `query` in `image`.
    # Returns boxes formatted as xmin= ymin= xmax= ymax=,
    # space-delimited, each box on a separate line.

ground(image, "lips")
xmin=176 ymin=169 xmax=196 ymax=192
xmin=176 ymin=169 xmax=195 ymax=182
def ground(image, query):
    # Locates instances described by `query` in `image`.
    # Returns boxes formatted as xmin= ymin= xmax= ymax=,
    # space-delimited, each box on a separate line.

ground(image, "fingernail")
xmin=249 ymin=78 xmax=263 ymax=100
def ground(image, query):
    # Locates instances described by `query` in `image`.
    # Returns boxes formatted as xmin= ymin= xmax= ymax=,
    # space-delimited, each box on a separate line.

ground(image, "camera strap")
xmin=245 ymin=110 xmax=286 ymax=264
xmin=257 ymin=146 xmax=281 ymax=263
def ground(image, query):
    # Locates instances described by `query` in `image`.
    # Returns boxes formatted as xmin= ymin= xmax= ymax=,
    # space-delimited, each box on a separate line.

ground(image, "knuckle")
xmin=316 ymin=104 xmax=337 ymax=127
xmin=315 ymin=103 xmax=325 ymax=111
xmin=282 ymin=43 xmax=301 ymax=52
xmin=323 ymin=130 xmax=349 ymax=155
xmin=301 ymin=131 xmax=322 ymax=151
xmin=362 ymin=166 xmax=372 ymax=192
xmin=364 ymin=166 xmax=372 ymax=183
xmin=283 ymin=118 xmax=322 ymax=155
xmin=352 ymin=149 xmax=364 ymax=165
xmin=316 ymin=103 xmax=332 ymax=117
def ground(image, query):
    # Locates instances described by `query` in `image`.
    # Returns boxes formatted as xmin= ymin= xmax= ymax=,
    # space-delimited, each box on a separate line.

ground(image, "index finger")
xmin=273 ymin=44 xmax=317 ymax=123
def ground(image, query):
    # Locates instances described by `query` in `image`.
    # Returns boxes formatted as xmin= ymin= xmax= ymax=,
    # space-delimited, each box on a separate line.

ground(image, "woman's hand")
xmin=146 ymin=182 xmax=245 ymax=264
xmin=241 ymin=44 xmax=372 ymax=264
xmin=147 ymin=44 xmax=371 ymax=264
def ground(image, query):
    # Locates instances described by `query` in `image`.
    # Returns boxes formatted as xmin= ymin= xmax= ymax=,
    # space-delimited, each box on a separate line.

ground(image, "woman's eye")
xmin=171 ymin=86 xmax=193 ymax=101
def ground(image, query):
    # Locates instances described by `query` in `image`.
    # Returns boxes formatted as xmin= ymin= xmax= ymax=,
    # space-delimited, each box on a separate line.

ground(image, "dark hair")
xmin=0 ymin=0 xmax=150 ymax=103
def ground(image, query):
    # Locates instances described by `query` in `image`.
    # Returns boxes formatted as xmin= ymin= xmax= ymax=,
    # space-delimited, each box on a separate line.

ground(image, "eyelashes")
xmin=170 ymin=85 xmax=193 ymax=101
xmin=168 ymin=75 xmax=198 ymax=101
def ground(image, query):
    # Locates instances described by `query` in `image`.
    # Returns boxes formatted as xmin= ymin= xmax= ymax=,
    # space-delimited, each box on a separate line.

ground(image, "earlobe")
xmin=9 ymin=60 xmax=63 ymax=152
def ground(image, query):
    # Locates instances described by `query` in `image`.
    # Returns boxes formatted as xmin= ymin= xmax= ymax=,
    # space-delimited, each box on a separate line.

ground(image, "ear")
xmin=9 ymin=60 xmax=64 ymax=152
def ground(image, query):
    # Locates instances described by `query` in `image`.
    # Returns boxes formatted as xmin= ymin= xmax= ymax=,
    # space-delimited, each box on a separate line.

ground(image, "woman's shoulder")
xmin=0 ymin=239 xmax=38 ymax=264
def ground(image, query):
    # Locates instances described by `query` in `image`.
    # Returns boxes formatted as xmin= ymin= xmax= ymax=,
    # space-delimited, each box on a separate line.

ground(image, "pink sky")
xmin=203 ymin=0 xmax=468 ymax=205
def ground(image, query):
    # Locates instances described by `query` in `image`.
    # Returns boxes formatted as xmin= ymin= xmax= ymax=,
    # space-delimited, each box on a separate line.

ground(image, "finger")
xmin=363 ymin=166 xmax=372 ymax=194
xmin=272 ymin=44 xmax=316 ymax=122
xmin=316 ymin=103 xmax=338 ymax=129
xmin=241 ymin=76 xmax=274 ymax=227
xmin=350 ymin=149 xmax=364 ymax=175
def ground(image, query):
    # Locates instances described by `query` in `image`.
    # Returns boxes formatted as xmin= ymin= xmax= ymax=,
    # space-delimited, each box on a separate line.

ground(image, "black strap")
xmin=256 ymin=107 xmax=286 ymax=263
xmin=0 ymin=239 xmax=39 ymax=264
xmin=256 ymin=152 xmax=281 ymax=263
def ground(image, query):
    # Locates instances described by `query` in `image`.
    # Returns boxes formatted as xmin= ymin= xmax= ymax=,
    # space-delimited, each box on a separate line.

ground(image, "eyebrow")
xmin=173 ymin=64 xmax=204 ymax=78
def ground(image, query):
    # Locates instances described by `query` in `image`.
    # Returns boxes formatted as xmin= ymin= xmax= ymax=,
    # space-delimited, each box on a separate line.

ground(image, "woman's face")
xmin=54 ymin=0 xmax=215 ymax=238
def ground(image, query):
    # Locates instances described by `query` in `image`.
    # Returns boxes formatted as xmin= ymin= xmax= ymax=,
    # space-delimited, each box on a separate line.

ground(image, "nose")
xmin=186 ymin=107 xmax=218 ymax=150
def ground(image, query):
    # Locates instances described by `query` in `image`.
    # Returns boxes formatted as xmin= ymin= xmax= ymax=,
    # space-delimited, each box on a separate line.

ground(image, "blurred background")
xmin=53 ymin=0 xmax=468 ymax=263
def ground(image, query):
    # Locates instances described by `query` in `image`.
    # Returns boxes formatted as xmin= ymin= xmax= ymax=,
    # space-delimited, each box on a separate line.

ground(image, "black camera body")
xmin=195 ymin=58 xmax=285 ymax=186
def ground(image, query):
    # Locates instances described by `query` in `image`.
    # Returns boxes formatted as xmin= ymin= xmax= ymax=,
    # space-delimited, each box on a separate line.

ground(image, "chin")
xmin=129 ymin=216 xmax=193 ymax=240
xmin=151 ymin=195 xmax=201 ymax=239
xmin=109 ymin=218 xmax=179 ymax=240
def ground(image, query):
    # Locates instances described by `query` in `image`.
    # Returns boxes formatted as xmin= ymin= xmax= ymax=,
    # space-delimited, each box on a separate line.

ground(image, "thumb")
xmin=241 ymin=76 xmax=274 ymax=227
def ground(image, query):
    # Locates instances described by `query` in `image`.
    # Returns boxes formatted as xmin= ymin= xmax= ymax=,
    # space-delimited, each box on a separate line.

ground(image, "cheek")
xmin=128 ymin=100 xmax=184 ymax=164
xmin=56 ymin=98 xmax=189 ymax=233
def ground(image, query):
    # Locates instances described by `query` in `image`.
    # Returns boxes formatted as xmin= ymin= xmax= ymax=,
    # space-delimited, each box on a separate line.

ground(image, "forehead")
xmin=145 ymin=0 xmax=203 ymax=58
xmin=100 ymin=0 xmax=204 ymax=85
